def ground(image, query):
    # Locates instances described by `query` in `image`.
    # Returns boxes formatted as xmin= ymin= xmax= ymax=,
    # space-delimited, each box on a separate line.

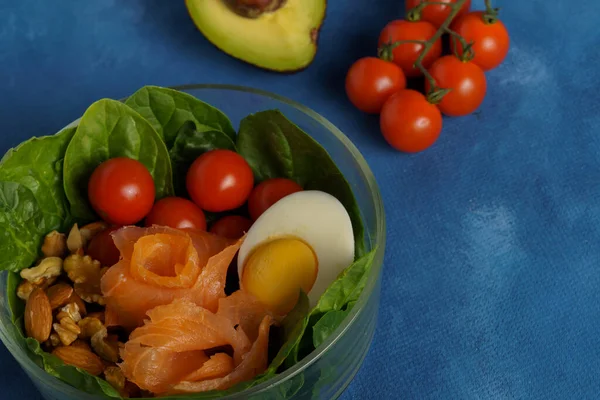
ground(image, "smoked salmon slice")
xmin=168 ymin=314 xmax=272 ymax=394
xmin=101 ymin=226 xmax=238 ymax=331
xmin=120 ymin=299 xmax=272 ymax=394
xmin=217 ymin=290 xmax=278 ymax=342
xmin=182 ymin=353 xmax=235 ymax=382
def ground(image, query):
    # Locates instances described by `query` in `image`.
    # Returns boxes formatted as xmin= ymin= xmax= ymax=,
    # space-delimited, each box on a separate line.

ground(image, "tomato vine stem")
xmin=378 ymin=39 xmax=428 ymax=62
xmin=445 ymin=27 xmax=474 ymax=61
xmin=406 ymin=0 xmax=469 ymax=102
xmin=407 ymin=1 xmax=456 ymax=21
xmin=483 ymin=0 xmax=500 ymax=24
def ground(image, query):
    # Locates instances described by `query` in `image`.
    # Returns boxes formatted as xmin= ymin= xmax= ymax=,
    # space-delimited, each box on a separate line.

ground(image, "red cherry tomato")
xmin=378 ymin=20 xmax=442 ymax=78
xmin=209 ymin=215 xmax=253 ymax=240
xmin=345 ymin=57 xmax=407 ymax=114
xmin=405 ymin=0 xmax=472 ymax=28
xmin=380 ymin=89 xmax=443 ymax=153
xmin=87 ymin=227 xmax=121 ymax=267
xmin=145 ymin=197 xmax=207 ymax=231
xmin=248 ymin=178 xmax=303 ymax=221
xmin=425 ymin=55 xmax=487 ymax=117
xmin=88 ymin=157 xmax=155 ymax=225
xmin=186 ymin=150 xmax=254 ymax=213
xmin=450 ymin=11 xmax=510 ymax=71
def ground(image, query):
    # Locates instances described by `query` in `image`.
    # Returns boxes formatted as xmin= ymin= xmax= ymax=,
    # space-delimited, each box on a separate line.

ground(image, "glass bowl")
xmin=0 ymin=84 xmax=386 ymax=400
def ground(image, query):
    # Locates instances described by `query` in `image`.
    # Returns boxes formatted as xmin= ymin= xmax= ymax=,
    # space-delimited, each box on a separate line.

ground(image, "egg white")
xmin=237 ymin=190 xmax=355 ymax=307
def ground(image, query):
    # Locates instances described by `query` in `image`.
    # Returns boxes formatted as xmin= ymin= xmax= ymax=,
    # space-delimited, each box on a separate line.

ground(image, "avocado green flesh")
xmin=186 ymin=0 xmax=326 ymax=72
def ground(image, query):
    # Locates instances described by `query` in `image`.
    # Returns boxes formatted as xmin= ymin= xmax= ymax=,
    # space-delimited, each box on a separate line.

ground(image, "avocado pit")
xmin=224 ymin=0 xmax=287 ymax=18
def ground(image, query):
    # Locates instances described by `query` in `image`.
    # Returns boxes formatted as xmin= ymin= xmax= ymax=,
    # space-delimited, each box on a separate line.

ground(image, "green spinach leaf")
xmin=311 ymin=247 xmax=376 ymax=314
xmin=283 ymin=248 xmax=377 ymax=367
xmin=277 ymin=373 xmax=305 ymax=399
xmin=0 ymin=127 xmax=76 ymax=232
xmin=7 ymin=272 xmax=24 ymax=323
xmin=63 ymin=99 xmax=173 ymax=221
xmin=266 ymin=291 xmax=309 ymax=374
xmin=169 ymin=121 xmax=236 ymax=196
xmin=0 ymin=182 xmax=46 ymax=272
xmin=236 ymin=110 xmax=366 ymax=257
xmin=0 ymin=128 xmax=77 ymax=271
xmin=125 ymin=85 xmax=236 ymax=147
xmin=312 ymin=310 xmax=350 ymax=348
xmin=312 ymin=363 xmax=337 ymax=399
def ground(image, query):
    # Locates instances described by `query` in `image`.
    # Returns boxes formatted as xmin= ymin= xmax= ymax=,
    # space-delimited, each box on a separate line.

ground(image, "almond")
xmin=47 ymin=283 xmax=74 ymax=309
xmin=52 ymin=346 xmax=104 ymax=376
xmin=41 ymin=230 xmax=67 ymax=258
xmin=71 ymin=339 xmax=92 ymax=352
xmin=24 ymin=288 xmax=52 ymax=342
xmin=67 ymin=223 xmax=84 ymax=254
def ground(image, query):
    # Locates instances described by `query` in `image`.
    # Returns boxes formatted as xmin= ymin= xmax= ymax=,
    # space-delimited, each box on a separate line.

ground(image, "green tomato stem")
xmin=406 ymin=1 xmax=457 ymax=21
xmin=427 ymin=88 xmax=452 ymax=105
xmin=445 ymin=27 xmax=475 ymax=61
xmin=483 ymin=0 xmax=500 ymax=24
xmin=377 ymin=39 xmax=428 ymax=62
xmin=410 ymin=0 xmax=469 ymax=101
xmin=419 ymin=1 xmax=458 ymax=7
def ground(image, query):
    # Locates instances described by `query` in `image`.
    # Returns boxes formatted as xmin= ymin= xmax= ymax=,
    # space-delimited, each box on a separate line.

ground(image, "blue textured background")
xmin=1 ymin=0 xmax=599 ymax=399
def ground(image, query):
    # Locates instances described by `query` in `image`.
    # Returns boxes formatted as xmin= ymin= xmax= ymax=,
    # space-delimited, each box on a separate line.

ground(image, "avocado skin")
xmin=185 ymin=0 xmax=327 ymax=73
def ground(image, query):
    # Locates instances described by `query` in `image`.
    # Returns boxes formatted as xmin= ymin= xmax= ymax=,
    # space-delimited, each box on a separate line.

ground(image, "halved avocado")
xmin=185 ymin=0 xmax=327 ymax=72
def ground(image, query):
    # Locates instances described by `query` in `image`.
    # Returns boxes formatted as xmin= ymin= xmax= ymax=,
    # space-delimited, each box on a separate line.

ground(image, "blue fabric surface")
xmin=1 ymin=0 xmax=599 ymax=399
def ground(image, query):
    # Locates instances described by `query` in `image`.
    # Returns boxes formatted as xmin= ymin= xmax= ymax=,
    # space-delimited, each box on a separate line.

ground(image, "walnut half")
xmin=104 ymin=366 xmax=125 ymax=392
xmin=16 ymin=280 xmax=36 ymax=301
xmin=56 ymin=302 xmax=82 ymax=323
xmin=53 ymin=302 xmax=83 ymax=346
xmin=53 ymin=317 xmax=81 ymax=346
xmin=91 ymin=327 xmax=121 ymax=363
xmin=78 ymin=317 xmax=104 ymax=340
xmin=64 ymin=254 xmax=105 ymax=305
xmin=20 ymin=257 xmax=62 ymax=284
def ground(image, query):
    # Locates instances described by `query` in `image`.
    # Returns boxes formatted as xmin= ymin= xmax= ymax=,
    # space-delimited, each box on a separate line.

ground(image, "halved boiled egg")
xmin=237 ymin=190 xmax=355 ymax=314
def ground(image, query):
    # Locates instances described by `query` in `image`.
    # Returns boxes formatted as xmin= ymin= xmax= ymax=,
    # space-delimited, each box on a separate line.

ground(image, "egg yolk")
xmin=241 ymin=237 xmax=318 ymax=315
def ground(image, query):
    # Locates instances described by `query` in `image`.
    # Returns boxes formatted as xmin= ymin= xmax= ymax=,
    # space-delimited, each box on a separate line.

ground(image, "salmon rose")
xmin=101 ymin=225 xmax=238 ymax=331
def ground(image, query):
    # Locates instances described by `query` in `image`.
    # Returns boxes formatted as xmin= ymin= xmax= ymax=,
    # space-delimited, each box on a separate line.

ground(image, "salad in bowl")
xmin=0 ymin=85 xmax=384 ymax=399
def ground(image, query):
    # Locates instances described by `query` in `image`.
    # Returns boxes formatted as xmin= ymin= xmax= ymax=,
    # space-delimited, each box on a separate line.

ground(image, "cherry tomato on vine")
xmin=345 ymin=57 xmax=407 ymax=114
xmin=145 ymin=197 xmax=207 ymax=230
xmin=87 ymin=227 xmax=121 ymax=267
xmin=248 ymin=178 xmax=303 ymax=221
xmin=209 ymin=215 xmax=253 ymax=239
xmin=186 ymin=149 xmax=254 ymax=213
xmin=405 ymin=0 xmax=472 ymax=28
xmin=450 ymin=11 xmax=510 ymax=71
xmin=88 ymin=157 xmax=155 ymax=225
xmin=425 ymin=55 xmax=486 ymax=117
xmin=380 ymin=89 xmax=442 ymax=153
xmin=378 ymin=20 xmax=442 ymax=77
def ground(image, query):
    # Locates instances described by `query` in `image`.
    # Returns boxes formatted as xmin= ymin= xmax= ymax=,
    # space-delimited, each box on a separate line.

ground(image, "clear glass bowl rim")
xmin=4 ymin=83 xmax=386 ymax=398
